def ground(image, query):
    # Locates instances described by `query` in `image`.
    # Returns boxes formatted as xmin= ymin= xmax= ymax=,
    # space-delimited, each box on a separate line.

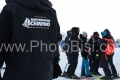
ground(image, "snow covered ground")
xmin=53 ymin=48 xmax=120 ymax=80
xmin=1 ymin=48 xmax=120 ymax=80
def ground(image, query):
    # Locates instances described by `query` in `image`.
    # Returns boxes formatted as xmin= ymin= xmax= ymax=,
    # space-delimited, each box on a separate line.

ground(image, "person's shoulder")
xmin=2 ymin=2 xmax=17 ymax=12
xmin=100 ymin=38 xmax=107 ymax=44
xmin=49 ymin=8 xmax=57 ymax=14
xmin=88 ymin=37 xmax=93 ymax=41
xmin=50 ymin=8 xmax=56 ymax=12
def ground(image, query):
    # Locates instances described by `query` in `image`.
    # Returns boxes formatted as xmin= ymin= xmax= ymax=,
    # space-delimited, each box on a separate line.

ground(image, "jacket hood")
xmin=101 ymin=29 xmax=111 ymax=38
xmin=102 ymin=35 xmax=115 ymax=42
xmin=93 ymin=32 xmax=99 ymax=37
xmin=93 ymin=31 xmax=100 ymax=40
xmin=71 ymin=27 xmax=79 ymax=35
xmin=104 ymin=29 xmax=111 ymax=35
xmin=12 ymin=0 xmax=52 ymax=11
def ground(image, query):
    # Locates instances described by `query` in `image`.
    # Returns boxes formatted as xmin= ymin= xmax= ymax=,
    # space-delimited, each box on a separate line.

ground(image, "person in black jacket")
xmin=61 ymin=30 xmax=72 ymax=77
xmin=99 ymin=29 xmax=119 ymax=79
xmin=66 ymin=27 xmax=80 ymax=79
xmin=79 ymin=31 xmax=93 ymax=77
xmin=88 ymin=32 xmax=101 ymax=75
xmin=0 ymin=0 xmax=61 ymax=80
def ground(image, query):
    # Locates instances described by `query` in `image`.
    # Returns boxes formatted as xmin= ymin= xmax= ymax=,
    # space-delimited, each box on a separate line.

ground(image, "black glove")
xmin=53 ymin=57 xmax=62 ymax=79
xmin=95 ymin=53 xmax=99 ymax=59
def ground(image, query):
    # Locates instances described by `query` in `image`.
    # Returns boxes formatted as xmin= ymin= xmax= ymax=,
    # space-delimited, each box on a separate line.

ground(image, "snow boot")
xmin=66 ymin=74 xmax=80 ymax=79
xmin=61 ymin=72 xmax=67 ymax=77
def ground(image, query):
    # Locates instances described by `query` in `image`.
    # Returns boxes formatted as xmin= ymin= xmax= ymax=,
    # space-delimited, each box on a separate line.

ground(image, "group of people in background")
xmin=61 ymin=27 xmax=120 ymax=79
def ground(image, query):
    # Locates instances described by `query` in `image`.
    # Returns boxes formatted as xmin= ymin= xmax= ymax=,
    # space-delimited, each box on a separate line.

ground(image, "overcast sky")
xmin=0 ymin=0 xmax=120 ymax=39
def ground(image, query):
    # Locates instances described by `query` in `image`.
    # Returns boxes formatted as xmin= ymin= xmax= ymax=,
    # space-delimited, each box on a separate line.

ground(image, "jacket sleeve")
xmin=99 ymin=40 xmax=107 ymax=53
xmin=54 ymin=10 xmax=61 ymax=58
xmin=0 ymin=6 xmax=12 ymax=67
xmin=88 ymin=37 xmax=92 ymax=48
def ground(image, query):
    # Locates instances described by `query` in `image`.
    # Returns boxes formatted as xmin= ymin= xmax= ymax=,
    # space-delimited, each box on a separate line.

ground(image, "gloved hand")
xmin=88 ymin=48 xmax=91 ymax=54
xmin=95 ymin=53 xmax=99 ymax=59
xmin=53 ymin=57 xmax=62 ymax=79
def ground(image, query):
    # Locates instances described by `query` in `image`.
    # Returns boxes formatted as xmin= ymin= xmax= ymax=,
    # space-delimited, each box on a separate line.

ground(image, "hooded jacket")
xmin=0 ymin=0 xmax=60 ymax=80
xmin=88 ymin=32 xmax=101 ymax=53
xmin=99 ymin=29 xmax=114 ymax=68
xmin=79 ymin=34 xmax=89 ymax=59
xmin=63 ymin=31 xmax=72 ymax=51
xmin=101 ymin=29 xmax=114 ymax=42
xmin=68 ymin=27 xmax=79 ymax=53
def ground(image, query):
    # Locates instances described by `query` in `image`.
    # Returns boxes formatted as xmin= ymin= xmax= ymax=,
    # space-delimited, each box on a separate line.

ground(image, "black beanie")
xmin=93 ymin=32 xmax=99 ymax=37
xmin=71 ymin=27 xmax=79 ymax=35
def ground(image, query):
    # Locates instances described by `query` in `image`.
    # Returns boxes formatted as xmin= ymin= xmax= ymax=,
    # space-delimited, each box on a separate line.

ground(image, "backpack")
xmin=103 ymin=38 xmax=115 ymax=55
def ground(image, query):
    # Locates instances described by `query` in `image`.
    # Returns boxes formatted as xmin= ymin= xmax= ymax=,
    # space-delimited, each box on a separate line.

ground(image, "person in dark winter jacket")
xmin=88 ymin=32 xmax=101 ymax=75
xmin=0 ymin=0 xmax=62 ymax=80
xmin=66 ymin=27 xmax=80 ymax=79
xmin=61 ymin=30 xmax=72 ymax=77
xmin=79 ymin=32 xmax=93 ymax=77
xmin=99 ymin=29 xmax=119 ymax=79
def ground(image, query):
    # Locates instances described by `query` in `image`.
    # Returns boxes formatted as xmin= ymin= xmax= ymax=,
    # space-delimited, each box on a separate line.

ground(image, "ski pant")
xmin=90 ymin=57 xmax=99 ymax=72
xmin=103 ymin=67 xmax=111 ymax=77
xmin=81 ymin=57 xmax=91 ymax=76
xmin=102 ymin=54 xmax=117 ymax=77
xmin=66 ymin=52 xmax=70 ymax=63
xmin=107 ymin=55 xmax=117 ymax=75
xmin=89 ymin=53 xmax=99 ymax=72
xmin=68 ymin=53 xmax=79 ymax=76
xmin=64 ymin=52 xmax=71 ymax=74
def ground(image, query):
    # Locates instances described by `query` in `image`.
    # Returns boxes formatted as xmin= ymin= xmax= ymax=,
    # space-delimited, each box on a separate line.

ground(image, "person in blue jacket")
xmin=79 ymin=31 xmax=93 ymax=77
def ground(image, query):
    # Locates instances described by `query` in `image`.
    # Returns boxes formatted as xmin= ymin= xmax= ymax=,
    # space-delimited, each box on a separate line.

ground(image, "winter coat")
xmin=88 ymin=36 xmax=101 ymax=58
xmin=79 ymin=34 xmax=89 ymax=59
xmin=0 ymin=0 xmax=60 ymax=80
xmin=68 ymin=27 xmax=79 ymax=54
xmin=99 ymin=30 xmax=114 ymax=68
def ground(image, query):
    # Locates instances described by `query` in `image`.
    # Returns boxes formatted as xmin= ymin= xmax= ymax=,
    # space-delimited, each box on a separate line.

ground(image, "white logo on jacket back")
xmin=22 ymin=17 xmax=51 ymax=29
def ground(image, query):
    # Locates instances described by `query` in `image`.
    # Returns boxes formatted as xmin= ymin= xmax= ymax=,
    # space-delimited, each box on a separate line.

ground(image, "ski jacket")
xmin=99 ymin=35 xmax=114 ymax=68
xmin=79 ymin=34 xmax=89 ymax=59
xmin=0 ymin=0 xmax=60 ymax=80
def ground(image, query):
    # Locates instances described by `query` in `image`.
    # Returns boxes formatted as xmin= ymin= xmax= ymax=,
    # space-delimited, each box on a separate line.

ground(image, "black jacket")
xmin=88 ymin=36 xmax=101 ymax=60
xmin=88 ymin=36 xmax=101 ymax=53
xmin=68 ymin=27 xmax=79 ymax=53
xmin=65 ymin=31 xmax=71 ymax=43
xmin=79 ymin=34 xmax=89 ymax=59
xmin=63 ymin=31 xmax=71 ymax=51
xmin=0 ymin=0 xmax=60 ymax=80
